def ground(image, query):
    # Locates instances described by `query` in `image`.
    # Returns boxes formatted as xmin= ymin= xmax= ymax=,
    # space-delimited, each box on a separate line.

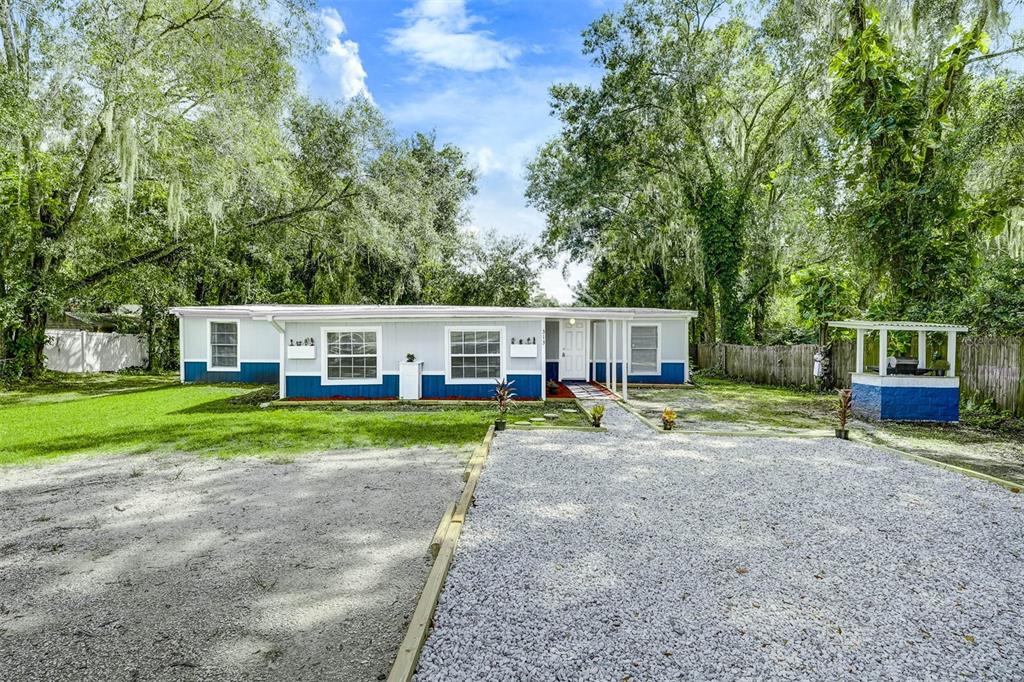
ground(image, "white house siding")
xmin=280 ymin=318 xmax=545 ymax=400
xmin=589 ymin=317 xmax=690 ymax=384
xmin=180 ymin=317 xmax=280 ymax=383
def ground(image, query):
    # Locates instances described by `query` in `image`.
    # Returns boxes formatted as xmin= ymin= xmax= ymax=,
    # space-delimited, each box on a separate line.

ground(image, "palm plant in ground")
xmin=836 ymin=388 xmax=853 ymax=439
xmin=589 ymin=404 xmax=605 ymax=427
xmin=493 ymin=378 xmax=517 ymax=430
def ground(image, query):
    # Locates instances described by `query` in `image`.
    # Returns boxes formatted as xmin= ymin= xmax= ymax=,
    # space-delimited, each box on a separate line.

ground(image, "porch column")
xmin=611 ymin=321 xmax=617 ymax=393
xmin=947 ymin=331 xmax=957 ymax=377
xmin=682 ymin=317 xmax=691 ymax=383
xmin=277 ymin=319 xmax=287 ymax=399
xmin=178 ymin=316 xmax=185 ymax=383
xmin=878 ymin=328 xmax=888 ymax=377
xmin=604 ymin=319 xmax=611 ymax=387
xmin=855 ymin=329 xmax=865 ymax=374
xmin=621 ymin=320 xmax=629 ymax=401
xmin=917 ymin=331 xmax=927 ymax=369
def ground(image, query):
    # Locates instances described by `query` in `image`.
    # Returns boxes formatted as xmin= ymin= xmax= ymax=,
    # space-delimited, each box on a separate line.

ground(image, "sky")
xmin=300 ymin=0 xmax=622 ymax=303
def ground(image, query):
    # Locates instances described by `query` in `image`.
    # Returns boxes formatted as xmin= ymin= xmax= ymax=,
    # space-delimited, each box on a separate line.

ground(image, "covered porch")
xmin=541 ymin=311 xmax=695 ymax=401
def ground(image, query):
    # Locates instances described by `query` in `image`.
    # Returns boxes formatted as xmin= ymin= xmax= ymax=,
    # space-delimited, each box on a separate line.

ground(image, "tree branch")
xmin=74 ymin=242 xmax=188 ymax=289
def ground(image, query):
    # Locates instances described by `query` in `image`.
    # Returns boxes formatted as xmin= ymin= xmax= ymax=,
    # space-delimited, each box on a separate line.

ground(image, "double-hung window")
xmin=629 ymin=324 xmax=659 ymax=374
xmin=448 ymin=328 xmax=502 ymax=381
xmin=209 ymin=321 xmax=239 ymax=371
xmin=324 ymin=328 xmax=381 ymax=383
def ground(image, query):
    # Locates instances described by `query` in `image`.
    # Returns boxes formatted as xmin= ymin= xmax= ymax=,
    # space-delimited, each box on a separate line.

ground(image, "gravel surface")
xmin=416 ymin=402 xmax=1024 ymax=681
xmin=0 ymin=448 xmax=465 ymax=681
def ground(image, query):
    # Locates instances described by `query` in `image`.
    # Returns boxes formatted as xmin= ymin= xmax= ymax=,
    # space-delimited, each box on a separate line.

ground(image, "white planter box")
xmin=509 ymin=344 xmax=538 ymax=358
xmin=399 ymin=361 xmax=422 ymax=400
xmin=287 ymin=345 xmax=316 ymax=360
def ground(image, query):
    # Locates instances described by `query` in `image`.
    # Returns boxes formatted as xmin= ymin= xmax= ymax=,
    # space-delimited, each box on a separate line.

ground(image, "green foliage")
xmin=790 ymin=265 xmax=859 ymax=340
xmin=1 ymin=1 xmax=539 ymax=377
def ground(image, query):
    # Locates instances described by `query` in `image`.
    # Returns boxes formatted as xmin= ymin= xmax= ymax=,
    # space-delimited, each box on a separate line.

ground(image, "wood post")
xmin=878 ymin=328 xmax=888 ymax=376
xmin=855 ymin=329 xmax=864 ymax=374
xmin=621 ymin=320 xmax=629 ymax=401
xmin=604 ymin=319 xmax=611 ymax=388
xmin=947 ymin=331 xmax=957 ymax=377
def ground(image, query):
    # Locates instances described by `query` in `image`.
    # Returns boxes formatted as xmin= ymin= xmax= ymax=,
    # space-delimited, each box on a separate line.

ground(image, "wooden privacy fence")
xmin=696 ymin=336 xmax=1023 ymax=417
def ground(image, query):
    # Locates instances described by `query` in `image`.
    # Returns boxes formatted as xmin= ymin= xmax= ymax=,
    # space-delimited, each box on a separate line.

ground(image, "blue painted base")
xmin=545 ymin=361 xmax=559 ymax=382
xmin=284 ymin=373 xmax=543 ymax=400
xmin=421 ymin=374 xmax=541 ymax=400
xmin=286 ymin=374 xmax=399 ymax=399
xmin=852 ymin=381 xmax=960 ymax=422
xmin=184 ymin=361 xmax=279 ymax=384
xmin=591 ymin=362 xmax=685 ymax=384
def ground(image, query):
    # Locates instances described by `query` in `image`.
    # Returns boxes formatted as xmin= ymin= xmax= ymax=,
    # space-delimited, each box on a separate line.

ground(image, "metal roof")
xmin=169 ymin=304 xmax=699 ymax=321
xmin=828 ymin=320 xmax=968 ymax=333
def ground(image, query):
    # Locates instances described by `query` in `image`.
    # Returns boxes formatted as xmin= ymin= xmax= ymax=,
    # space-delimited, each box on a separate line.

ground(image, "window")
xmin=325 ymin=329 xmax=379 ymax=381
xmin=630 ymin=325 xmax=659 ymax=374
xmin=448 ymin=329 xmax=502 ymax=381
xmin=209 ymin=321 xmax=239 ymax=370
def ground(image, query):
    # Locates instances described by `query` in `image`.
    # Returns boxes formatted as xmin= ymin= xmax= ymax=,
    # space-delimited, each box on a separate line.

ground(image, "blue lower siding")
xmin=852 ymin=382 xmax=959 ymax=422
xmin=545 ymin=361 xmax=559 ymax=382
xmin=184 ymin=361 xmax=279 ymax=384
xmin=591 ymin=362 xmax=685 ymax=384
xmin=284 ymin=373 xmax=542 ymax=400
xmin=286 ymin=374 xmax=399 ymax=399
xmin=421 ymin=374 xmax=541 ymax=400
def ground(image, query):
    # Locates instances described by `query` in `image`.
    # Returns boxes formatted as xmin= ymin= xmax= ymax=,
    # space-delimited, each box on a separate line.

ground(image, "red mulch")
xmin=544 ymin=381 xmax=576 ymax=399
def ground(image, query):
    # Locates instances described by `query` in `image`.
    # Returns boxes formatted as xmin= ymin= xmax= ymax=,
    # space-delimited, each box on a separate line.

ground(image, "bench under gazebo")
xmin=828 ymin=320 xmax=968 ymax=423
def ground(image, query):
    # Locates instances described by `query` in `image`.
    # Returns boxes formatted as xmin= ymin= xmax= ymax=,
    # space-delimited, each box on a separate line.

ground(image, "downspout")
xmin=268 ymin=316 xmax=287 ymax=399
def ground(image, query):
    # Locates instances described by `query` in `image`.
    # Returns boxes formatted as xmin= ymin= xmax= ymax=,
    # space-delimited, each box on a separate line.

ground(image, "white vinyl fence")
xmin=44 ymin=329 xmax=148 ymax=373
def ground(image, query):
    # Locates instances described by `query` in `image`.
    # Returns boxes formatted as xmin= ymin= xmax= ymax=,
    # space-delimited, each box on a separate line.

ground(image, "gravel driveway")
xmin=0 ymin=448 xmax=465 ymax=681
xmin=416 ymin=403 xmax=1024 ymax=681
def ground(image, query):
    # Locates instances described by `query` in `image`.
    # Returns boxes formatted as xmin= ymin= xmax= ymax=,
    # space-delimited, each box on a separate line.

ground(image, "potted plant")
xmin=546 ymin=379 xmax=559 ymax=392
xmin=590 ymin=404 xmax=605 ymax=427
xmin=835 ymin=388 xmax=852 ymax=439
xmin=933 ymin=359 xmax=950 ymax=376
xmin=662 ymin=407 xmax=678 ymax=430
xmin=493 ymin=378 xmax=516 ymax=431
xmin=406 ymin=353 xmax=416 ymax=363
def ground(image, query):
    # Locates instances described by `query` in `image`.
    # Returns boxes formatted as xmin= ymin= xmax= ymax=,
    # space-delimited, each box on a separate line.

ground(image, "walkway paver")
xmin=415 ymin=403 xmax=1024 ymax=681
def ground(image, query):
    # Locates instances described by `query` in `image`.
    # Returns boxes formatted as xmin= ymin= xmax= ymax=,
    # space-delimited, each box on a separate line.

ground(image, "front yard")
xmin=0 ymin=373 xmax=584 ymax=466
xmin=629 ymin=376 xmax=1024 ymax=485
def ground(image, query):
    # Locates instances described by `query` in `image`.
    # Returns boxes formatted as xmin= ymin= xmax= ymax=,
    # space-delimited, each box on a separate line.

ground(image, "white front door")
xmin=560 ymin=321 xmax=587 ymax=380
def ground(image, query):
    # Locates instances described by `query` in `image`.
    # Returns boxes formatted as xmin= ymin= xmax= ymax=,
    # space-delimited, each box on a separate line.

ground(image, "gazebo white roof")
xmin=828 ymin=320 xmax=968 ymax=333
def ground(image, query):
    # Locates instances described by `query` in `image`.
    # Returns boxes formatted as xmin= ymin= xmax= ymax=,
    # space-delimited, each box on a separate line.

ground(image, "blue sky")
xmin=300 ymin=0 xmax=622 ymax=302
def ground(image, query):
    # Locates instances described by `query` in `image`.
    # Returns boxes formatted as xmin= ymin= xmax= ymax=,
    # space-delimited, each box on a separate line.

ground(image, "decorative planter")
xmin=835 ymin=428 xmax=849 ymax=440
xmin=509 ymin=344 xmax=538 ymax=358
xmin=287 ymin=345 xmax=316 ymax=360
xmin=494 ymin=419 xmax=506 ymax=431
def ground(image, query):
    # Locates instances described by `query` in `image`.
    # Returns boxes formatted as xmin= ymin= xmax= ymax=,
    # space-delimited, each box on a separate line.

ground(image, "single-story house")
xmin=169 ymin=305 xmax=698 ymax=400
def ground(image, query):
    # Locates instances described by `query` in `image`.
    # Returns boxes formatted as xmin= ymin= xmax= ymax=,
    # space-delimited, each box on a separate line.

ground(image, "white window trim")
xmin=444 ymin=325 xmax=506 ymax=385
xmin=628 ymin=322 xmax=661 ymax=376
xmin=321 ymin=326 xmax=384 ymax=385
xmin=207 ymin=319 xmax=241 ymax=372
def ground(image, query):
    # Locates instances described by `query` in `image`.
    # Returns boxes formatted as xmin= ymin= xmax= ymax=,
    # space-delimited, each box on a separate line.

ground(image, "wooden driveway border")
xmin=387 ymin=424 xmax=496 ymax=682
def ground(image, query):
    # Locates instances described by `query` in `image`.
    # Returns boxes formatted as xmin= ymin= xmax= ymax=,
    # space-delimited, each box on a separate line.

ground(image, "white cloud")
xmin=539 ymin=260 xmax=590 ymax=304
xmin=387 ymin=0 xmax=521 ymax=71
xmin=319 ymin=8 xmax=372 ymax=101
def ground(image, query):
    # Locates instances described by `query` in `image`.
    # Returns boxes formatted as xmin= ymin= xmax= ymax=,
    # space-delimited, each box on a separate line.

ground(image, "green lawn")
xmin=0 ymin=374 xmax=581 ymax=466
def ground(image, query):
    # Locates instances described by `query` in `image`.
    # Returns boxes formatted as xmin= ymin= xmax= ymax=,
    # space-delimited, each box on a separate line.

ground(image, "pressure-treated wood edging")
xmin=387 ymin=425 xmax=496 ymax=682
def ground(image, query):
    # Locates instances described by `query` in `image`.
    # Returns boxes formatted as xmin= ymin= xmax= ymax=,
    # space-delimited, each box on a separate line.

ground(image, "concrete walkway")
xmin=415 ymin=403 xmax=1024 ymax=681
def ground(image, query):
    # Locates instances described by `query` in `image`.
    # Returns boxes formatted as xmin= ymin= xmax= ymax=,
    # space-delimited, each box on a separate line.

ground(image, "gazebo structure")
xmin=828 ymin=320 xmax=969 ymax=423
